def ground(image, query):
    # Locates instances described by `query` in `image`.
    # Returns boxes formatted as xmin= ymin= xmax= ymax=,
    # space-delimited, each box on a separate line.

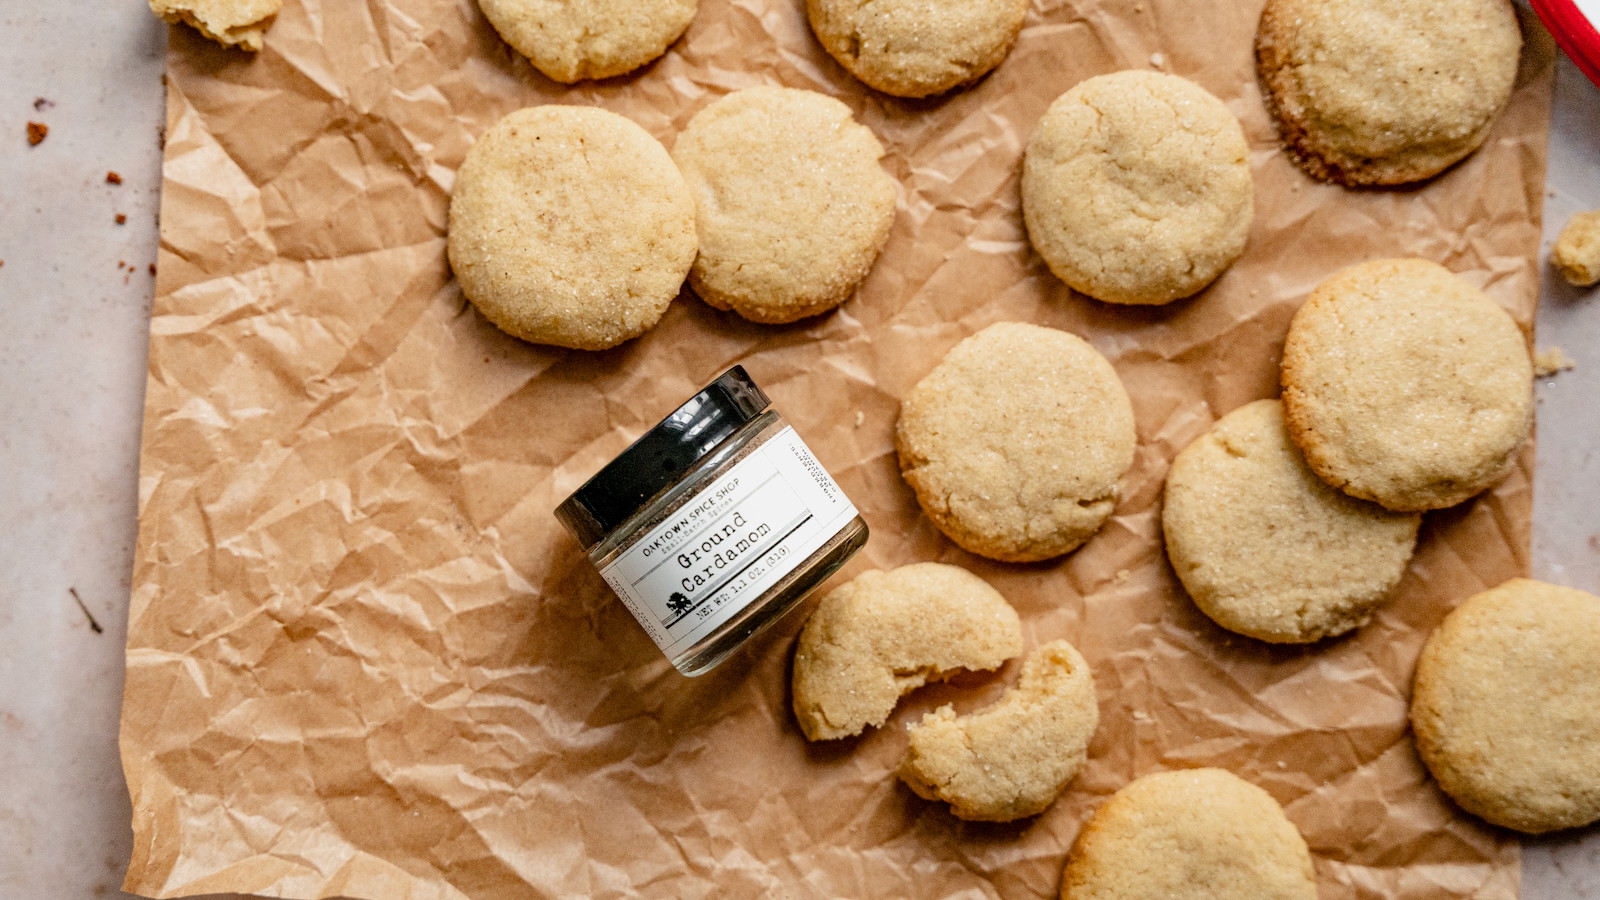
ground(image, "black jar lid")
xmin=555 ymin=366 xmax=771 ymax=549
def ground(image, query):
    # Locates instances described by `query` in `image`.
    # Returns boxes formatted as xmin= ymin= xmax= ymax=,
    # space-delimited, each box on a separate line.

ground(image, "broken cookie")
xmin=898 ymin=640 xmax=1098 ymax=821
xmin=791 ymin=563 xmax=1023 ymax=741
xmin=149 ymin=0 xmax=281 ymax=52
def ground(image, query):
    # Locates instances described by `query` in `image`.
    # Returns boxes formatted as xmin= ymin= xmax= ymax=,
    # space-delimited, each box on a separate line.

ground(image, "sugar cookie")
xmin=899 ymin=640 xmax=1098 ymax=822
xmin=149 ymin=0 xmax=281 ymax=51
xmin=1256 ymin=0 xmax=1521 ymax=185
xmin=806 ymin=0 xmax=1028 ymax=98
xmin=1280 ymin=259 xmax=1533 ymax=511
xmin=1022 ymin=70 xmax=1253 ymax=305
xmin=672 ymin=87 xmax=896 ymax=324
xmin=477 ymin=0 xmax=697 ymax=83
xmin=792 ymin=563 xmax=1023 ymax=741
xmin=447 ymin=106 xmax=696 ymax=351
xmin=897 ymin=322 xmax=1136 ymax=562
xmin=1163 ymin=400 xmax=1420 ymax=643
xmin=1061 ymin=769 xmax=1317 ymax=900
xmin=1412 ymin=579 xmax=1600 ymax=834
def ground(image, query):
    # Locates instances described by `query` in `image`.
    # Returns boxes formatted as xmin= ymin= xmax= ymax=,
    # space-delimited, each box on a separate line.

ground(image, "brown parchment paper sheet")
xmin=120 ymin=1 xmax=1555 ymax=897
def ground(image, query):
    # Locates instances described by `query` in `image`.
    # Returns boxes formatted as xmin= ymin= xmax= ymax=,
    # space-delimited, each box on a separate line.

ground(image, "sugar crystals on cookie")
xmin=447 ymin=106 xmax=697 ymax=351
xmin=1256 ymin=0 xmax=1521 ymax=185
xmin=1163 ymin=400 xmax=1420 ymax=643
xmin=807 ymin=0 xmax=1028 ymax=98
xmin=898 ymin=640 xmax=1098 ymax=822
xmin=896 ymin=322 xmax=1137 ymax=563
xmin=477 ymin=0 xmax=698 ymax=83
xmin=1022 ymin=70 xmax=1254 ymax=306
xmin=1412 ymin=579 xmax=1600 ymax=833
xmin=791 ymin=563 xmax=1023 ymax=741
xmin=672 ymin=87 xmax=897 ymax=324
xmin=1280 ymin=259 xmax=1534 ymax=511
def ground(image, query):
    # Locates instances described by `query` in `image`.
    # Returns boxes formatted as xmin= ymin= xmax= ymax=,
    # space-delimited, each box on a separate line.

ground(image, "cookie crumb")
xmin=1533 ymin=346 xmax=1575 ymax=378
xmin=27 ymin=122 xmax=48 ymax=146
xmin=106 ymin=171 xmax=123 ymax=185
xmin=115 ymin=213 xmax=127 ymax=225
xmin=149 ymin=263 xmax=157 ymax=276
xmin=1553 ymin=210 xmax=1600 ymax=287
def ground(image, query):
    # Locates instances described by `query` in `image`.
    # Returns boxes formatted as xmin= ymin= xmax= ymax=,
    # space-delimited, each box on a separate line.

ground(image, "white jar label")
xmin=597 ymin=426 xmax=858 ymax=659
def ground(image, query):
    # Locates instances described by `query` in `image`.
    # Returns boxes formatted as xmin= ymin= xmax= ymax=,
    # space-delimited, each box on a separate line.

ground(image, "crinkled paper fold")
xmin=121 ymin=1 xmax=1554 ymax=897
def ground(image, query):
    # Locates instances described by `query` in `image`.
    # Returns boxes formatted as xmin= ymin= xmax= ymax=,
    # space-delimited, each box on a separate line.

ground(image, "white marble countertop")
xmin=0 ymin=4 xmax=1595 ymax=899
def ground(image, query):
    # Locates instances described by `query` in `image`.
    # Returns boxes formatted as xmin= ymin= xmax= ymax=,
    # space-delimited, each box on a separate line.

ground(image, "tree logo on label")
xmin=667 ymin=591 xmax=692 ymax=617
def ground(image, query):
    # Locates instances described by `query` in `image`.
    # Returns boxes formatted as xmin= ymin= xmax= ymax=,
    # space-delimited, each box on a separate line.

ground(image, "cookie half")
xmin=1256 ymin=0 xmax=1521 ymax=185
xmin=1412 ymin=579 xmax=1600 ymax=834
xmin=447 ymin=106 xmax=697 ymax=351
xmin=1062 ymin=769 xmax=1318 ymax=900
xmin=1022 ymin=70 xmax=1253 ymax=305
xmin=1280 ymin=259 xmax=1533 ymax=511
xmin=672 ymin=87 xmax=896 ymax=324
xmin=1163 ymin=399 xmax=1420 ymax=643
xmin=896 ymin=322 xmax=1137 ymax=563
xmin=150 ymin=0 xmax=280 ymax=51
xmin=899 ymin=640 xmax=1098 ymax=822
xmin=791 ymin=563 xmax=1023 ymax=742
xmin=806 ymin=0 xmax=1028 ymax=98
xmin=478 ymin=0 xmax=698 ymax=83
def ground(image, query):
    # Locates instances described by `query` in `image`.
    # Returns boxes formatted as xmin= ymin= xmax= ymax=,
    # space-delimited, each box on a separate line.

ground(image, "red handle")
xmin=1530 ymin=0 xmax=1600 ymax=89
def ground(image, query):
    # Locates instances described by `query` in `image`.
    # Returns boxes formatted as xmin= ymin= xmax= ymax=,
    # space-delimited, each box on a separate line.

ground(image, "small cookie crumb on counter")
xmin=106 ymin=171 xmax=123 ymax=185
xmin=115 ymin=214 xmax=127 ymax=225
xmin=26 ymin=122 xmax=48 ymax=146
xmin=1534 ymin=346 xmax=1575 ymax=378
xmin=1553 ymin=210 xmax=1600 ymax=287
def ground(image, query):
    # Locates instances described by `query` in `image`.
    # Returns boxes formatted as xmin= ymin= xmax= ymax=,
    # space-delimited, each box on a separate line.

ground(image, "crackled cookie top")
xmin=672 ymin=86 xmax=896 ymax=324
xmin=1256 ymin=0 xmax=1521 ymax=185
xmin=1022 ymin=70 xmax=1253 ymax=305
xmin=1412 ymin=579 xmax=1600 ymax=834
xmin=1280 ymin=259 xmax=1533 ymax=511
xmin=1163 ymin=400 xmax=1420 ymax=643
xmin=478 ymin=0 xmax=698 ymax=82
xmin=806 ymin=0 xmax=1028 ymax=98
xmin=899 ymin=640 xmax=1098 ymax=822
xmin=792 ymin=563 xmax=1023 ymax=741
xmin=897 ymin=322 xmax=1136 ymax=562
xmin=447 ymin=106 xmax=696 ymax=351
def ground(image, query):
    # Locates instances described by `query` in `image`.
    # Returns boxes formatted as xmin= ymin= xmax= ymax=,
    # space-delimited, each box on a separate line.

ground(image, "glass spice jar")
xmin=556 ymin=367 xmax=869 ymax=676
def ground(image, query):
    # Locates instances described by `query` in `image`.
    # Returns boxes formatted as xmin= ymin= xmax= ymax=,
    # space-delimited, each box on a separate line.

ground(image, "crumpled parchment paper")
xmin=121 ymin=1 xmax=1555 ymax=897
